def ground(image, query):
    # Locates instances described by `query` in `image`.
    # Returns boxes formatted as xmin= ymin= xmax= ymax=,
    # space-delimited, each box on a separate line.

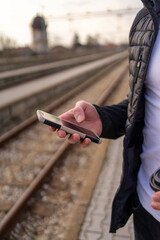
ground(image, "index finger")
xmin=49 ymin=126 xmax=67 ymax=138
xmin=49 ymin=126 xmax=56 ymax=132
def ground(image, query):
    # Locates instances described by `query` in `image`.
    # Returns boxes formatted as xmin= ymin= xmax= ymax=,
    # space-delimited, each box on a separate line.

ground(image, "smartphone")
xmin=37 ymin=110 xmax=102 ymax=144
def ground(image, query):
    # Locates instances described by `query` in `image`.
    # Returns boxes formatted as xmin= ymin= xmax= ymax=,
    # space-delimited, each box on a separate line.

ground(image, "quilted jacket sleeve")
xmin=94 ymin=99 xmax=128 ymax=139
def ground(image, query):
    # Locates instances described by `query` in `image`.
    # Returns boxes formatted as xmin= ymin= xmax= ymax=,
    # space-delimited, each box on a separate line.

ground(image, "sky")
xmin=0 ymin=0 xmax=143 ymax=48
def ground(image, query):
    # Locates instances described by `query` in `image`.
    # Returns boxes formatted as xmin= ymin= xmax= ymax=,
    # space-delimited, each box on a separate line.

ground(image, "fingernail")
xmin=77 ymin=115 xmax=82 ymax=122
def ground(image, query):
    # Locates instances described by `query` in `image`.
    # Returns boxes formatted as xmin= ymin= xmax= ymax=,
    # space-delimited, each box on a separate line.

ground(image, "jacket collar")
xmin=154 ymin=1 xmax=160 ymax=14
xmin=141 ymin=0 xmax=154 ymax=8
xmin=141 ymin=0 xmax=160 ymax=32
xmin=141 ymin=0 xmax=157 ymax=14
xmin=142 ymin=0 xmax=160 ymax=18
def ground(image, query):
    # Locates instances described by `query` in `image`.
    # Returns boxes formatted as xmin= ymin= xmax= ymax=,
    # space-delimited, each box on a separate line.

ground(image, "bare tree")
xmin=0 ymin=32 xmax=18 ymax=50
xmin=72 ymin=32 xmax=82 ymax=48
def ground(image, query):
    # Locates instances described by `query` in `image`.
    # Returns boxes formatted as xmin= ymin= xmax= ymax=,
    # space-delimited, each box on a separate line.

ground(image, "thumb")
xmin=73 ymin=105 xmax=85 ymax=123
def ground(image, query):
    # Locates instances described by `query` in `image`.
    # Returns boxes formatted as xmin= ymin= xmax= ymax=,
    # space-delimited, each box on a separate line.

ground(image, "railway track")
xmin=0 ymin=48 xmax=118 ymax=73
xmin=0 ymin=58 xmax=129 ymax=239
xmin=0 ymin=49 xmax=119 ymax=90
xmin=0 ymin=50 xmax=127 ymax=135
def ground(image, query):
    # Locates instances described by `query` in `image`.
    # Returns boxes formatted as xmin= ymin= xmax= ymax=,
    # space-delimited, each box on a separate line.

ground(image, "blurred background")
xmin=0 ymin=0 xmax=142 ymax=56
xmin=0 ymin=1 xmax=143 ymax=239
xmin=0 ymin=0 xmax=143 ymax=134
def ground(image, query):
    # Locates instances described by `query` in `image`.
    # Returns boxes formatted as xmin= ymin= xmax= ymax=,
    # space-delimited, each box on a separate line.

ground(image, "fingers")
xmin=68 ymin=133 xmax=81 ymax=144
xmin=49 ymin=127 xmax=67 ymax=138
xmin=57 ymin=130 xmax=67 ymax=138
xmin=80 ymin=138 xmax=92 ymax=147
xmin=49 ymin=126 xmax=91 ymax=147
xmin=48 ymin=126 xmax=56 ymax=132
xmin=151 ymin=192 xmax=160 ymax=210
xmin=48 ymin=100 xmax=93 ymax=147
xmin=67 ymin=134 xmax=91 ymax=147
xmin=59 ymin=100 xmax=91 ymax=124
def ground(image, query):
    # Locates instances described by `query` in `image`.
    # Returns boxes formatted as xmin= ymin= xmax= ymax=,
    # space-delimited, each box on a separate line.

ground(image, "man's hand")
xmin=50 ymin=100 xmax=102 ymax=147
xmin=151 ymin=192 xmax=160 ymax=210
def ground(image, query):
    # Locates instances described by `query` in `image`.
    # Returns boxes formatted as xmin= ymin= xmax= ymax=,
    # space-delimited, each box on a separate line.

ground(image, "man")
xmin=50 ymin=0 xmax=160 ymax=239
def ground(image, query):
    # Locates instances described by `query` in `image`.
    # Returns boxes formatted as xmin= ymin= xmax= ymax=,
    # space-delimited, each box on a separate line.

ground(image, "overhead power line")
xmin=47 ymin=8 xmax=141 ymax=21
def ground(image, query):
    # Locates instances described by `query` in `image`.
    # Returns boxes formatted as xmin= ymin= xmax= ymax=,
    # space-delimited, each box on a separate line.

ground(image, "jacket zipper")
xmin=122 ymin=50 xmax=143 ymax=197
xmin=130 ymin=50 xmax=143 ymax=106
xmin=110 ymin=52 xmax=143 ymax=233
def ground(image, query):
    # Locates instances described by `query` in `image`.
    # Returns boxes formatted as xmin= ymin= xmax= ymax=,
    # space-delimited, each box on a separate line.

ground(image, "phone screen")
xmin=40 ymin=111 xmax=98 ymax=138
xmin=61 ymin=119 xmax=97 ymax=137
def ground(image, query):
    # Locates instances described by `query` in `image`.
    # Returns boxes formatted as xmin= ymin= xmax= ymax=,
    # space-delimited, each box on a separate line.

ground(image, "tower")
xmin=31 ymin=15 xmax=48 ymax=54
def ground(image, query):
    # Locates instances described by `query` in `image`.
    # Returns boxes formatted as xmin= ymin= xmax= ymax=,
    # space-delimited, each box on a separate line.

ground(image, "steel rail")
xmin=0 ymin=62 xmax=128 ymax=237
xmin=0 ymin=57 xmax=125 ymax=146
xmin=0 ymin=50 xmax=116 ymax=79
xmin=0 ymin=50 xmax=118 ymax=90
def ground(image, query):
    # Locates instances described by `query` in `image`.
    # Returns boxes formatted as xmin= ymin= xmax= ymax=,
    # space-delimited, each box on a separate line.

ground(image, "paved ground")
xmin=79 ymin=137 xmax=134 ymax=240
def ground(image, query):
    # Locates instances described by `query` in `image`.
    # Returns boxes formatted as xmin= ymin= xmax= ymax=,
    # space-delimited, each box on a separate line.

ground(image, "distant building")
xmin=31 ymin=15 xmax=48 ymax=54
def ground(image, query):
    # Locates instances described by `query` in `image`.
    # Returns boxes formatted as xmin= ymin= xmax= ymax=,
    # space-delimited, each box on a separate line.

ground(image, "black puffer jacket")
xmin=95 ymin=0 xmax=159 ymax=233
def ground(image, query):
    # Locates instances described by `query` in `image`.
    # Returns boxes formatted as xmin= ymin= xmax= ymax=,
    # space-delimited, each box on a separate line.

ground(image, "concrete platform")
xmin=79 ymin=137 xmax=134 ymax=240
xmin=0 ymin=51 xmax=127 ymax=110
